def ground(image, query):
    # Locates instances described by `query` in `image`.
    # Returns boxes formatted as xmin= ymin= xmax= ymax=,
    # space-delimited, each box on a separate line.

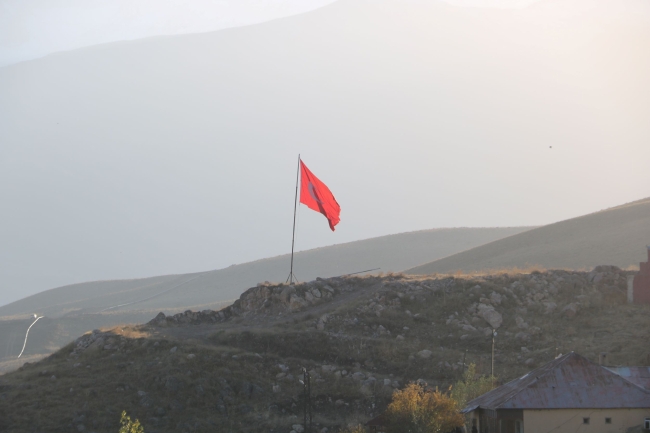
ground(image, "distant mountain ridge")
xmin=0 ymin=226 xmax=530 ymax=366
xmin=0 ymin=227 xmax=529 ymax=319
xmin=406 ymin=197 xmax=650 ymax=275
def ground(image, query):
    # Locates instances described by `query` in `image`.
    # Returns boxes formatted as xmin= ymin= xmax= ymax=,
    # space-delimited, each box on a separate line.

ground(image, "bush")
xmin=339 ymin=425 xmax=366 ymax=433
xmin=385 ymin=383 xmax=463 ymax=433
xmin=451 ymin=364 xmax=496 ymax=431
xmin=119 ymin=411 xmax=144 ymax=433
xmin=450 ymin=363 xmax=495 ymax=409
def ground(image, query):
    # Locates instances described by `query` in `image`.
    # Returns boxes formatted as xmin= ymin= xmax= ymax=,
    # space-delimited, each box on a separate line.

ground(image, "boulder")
xmin=418 ymin=350 xmax=433 ymax=359
xmin=563 ymin=303 xmax=579 ymax=318
xmin=289 ymin=294 xmax=308 ymax=311
xmin=544 ymin=302 xmax=557 ymax=314
xmin=478 ymin=303 xmax=503 ymax=329
xmin=515 ymin=316 xmax=528 ymax=329
xmin=515 ymin=332 xmax=530 ymax=342
xmin=280 ymin=286 xmax=296 ymax=302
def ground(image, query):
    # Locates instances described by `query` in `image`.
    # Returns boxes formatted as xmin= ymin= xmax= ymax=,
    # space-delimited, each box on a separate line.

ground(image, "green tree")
xmin=450 ymin=363 xmax=495 ymax=410
xmin=119 ymin=411 xmax=144 ymax=433
xmin=385 ymin=383 xmax=464 ymax=433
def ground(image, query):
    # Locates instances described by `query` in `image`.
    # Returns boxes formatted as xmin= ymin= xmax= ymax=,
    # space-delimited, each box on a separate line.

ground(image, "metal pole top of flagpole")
xmin=287 ymin=154 xmax=301 ymax=285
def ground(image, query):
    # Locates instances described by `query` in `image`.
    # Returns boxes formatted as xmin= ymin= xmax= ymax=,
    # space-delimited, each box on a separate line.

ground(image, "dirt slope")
xmin=1 ymin=267 xmax=648 ymax=432
xmin=406 ymin=198 xmax=650 ymax=275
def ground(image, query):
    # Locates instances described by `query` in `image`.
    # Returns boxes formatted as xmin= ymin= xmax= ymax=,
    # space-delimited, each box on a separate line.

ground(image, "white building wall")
xmin=524 ymin=409 xmax=650 ymax=433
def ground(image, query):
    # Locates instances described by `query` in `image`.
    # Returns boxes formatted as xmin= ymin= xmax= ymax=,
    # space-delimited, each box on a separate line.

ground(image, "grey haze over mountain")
xmin=0 ymin=0 xmax=338 ymax=67
xmin=1 ymin=0 xmax=649 ymax=307
xmin=0 ymin=0 xmax=543 ymax=67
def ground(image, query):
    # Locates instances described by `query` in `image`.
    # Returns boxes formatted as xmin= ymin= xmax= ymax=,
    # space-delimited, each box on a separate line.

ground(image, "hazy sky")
xmin=0 ymin=0 xmax=544 ymax=67
xmin=1 ymin=0 xmax=649 ymax=307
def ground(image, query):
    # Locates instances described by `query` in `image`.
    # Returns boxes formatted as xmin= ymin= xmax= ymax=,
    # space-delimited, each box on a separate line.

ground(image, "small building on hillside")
xmin=366 ymin=414 xmax=387 ymax=433
xmin=632 ymin=247 xmax=650 ymax=303
xmin=462 ymin=352 xmax=650 ymax=433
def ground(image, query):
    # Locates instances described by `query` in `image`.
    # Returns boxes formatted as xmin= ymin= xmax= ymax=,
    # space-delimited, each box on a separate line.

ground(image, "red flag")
xmin=299 ymin=160 xmax=341 ymax=231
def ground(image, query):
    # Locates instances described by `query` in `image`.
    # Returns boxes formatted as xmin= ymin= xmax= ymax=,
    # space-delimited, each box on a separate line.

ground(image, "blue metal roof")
xmin=606 ymin=366 xmax=650 ymax=391
xmin=463 ymin=352 xmax=650 ymax=411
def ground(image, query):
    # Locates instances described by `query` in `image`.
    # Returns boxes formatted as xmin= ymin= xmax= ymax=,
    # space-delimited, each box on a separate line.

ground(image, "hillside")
xmin=0 ymin=227 xmax=530 ymax=366
xmin=406 ymin=198 xmax=650 ymax=275
xmin=1 ymin=267 xmax=647 ymax=432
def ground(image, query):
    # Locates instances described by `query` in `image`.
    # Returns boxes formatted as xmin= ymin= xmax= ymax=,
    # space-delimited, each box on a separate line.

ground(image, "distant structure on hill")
xmin=630 ymin=247 xmax=650 ymax=304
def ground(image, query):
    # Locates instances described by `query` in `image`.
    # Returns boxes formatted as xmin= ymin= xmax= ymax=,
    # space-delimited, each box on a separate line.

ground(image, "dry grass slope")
xmin=406 ymin=197 xmax=650 ymax=275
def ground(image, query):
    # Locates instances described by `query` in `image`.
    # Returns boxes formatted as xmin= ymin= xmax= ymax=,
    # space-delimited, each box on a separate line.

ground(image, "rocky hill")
xmin=1 ymin=267 xmax=648 ymax=433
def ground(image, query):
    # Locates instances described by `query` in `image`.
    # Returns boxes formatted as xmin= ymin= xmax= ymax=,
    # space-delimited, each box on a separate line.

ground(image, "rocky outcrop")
xmin=477 ymin=303 xmax=503 ymax=329
xmin=147 ymin=278 xmax=350 ymax=327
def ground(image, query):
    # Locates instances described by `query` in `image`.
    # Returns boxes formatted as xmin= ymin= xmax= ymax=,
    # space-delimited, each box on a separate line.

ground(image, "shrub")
xmin=385 ymin=383 xmax=464 ymax=433
xmin=339 ymin=424 xmax=366 ymax=433
xmin=119 ymin=411 xmax=144 ymax=433
xmin=451 ymin=364 xmax=496 ymax=431
xmin=450 ymin=363 xmax=495 ymax=409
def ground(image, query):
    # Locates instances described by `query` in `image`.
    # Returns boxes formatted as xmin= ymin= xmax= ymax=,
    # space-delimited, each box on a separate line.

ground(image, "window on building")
xmin=644 ymin=418 xmax=650 ymax=430
xmin=515 ymin=420 xmax=523 ymax=433
xmin=583 ymin=418 xmax=590 ymax=425
xmin=605 ymin=418 xmax=612 ymax=424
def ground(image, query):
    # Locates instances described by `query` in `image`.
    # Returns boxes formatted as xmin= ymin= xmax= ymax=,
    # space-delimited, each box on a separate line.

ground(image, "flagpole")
xmin=287 ymin=154 xmax=300 ymax=284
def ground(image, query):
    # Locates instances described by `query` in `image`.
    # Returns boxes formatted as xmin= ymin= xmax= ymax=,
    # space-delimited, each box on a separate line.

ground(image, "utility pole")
xmin=302 ymin=368 xmax=312 ymax=433
xmin=462 ymin=349 xmax=468 ymax=378
xmin=308 ymin=370 xmax=312 ymax=432
xmin=491 ymin=329 xmax=497 ymax=384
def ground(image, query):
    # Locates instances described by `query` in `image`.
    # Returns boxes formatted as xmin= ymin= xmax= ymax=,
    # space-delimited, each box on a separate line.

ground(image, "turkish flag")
xmin=300 ymin=160 xmax=341 ymax=231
